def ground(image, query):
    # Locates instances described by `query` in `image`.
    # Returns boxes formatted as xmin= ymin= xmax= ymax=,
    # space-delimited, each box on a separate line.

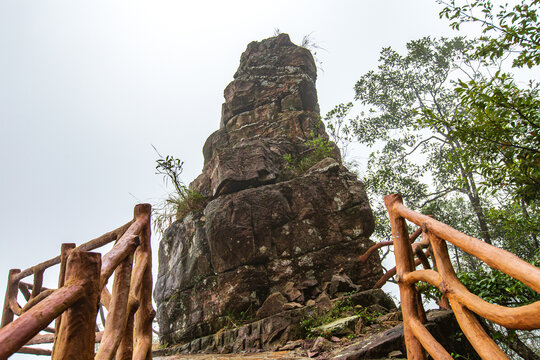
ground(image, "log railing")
xmin=0 ymin=204 xmax=154 ymax=360
xmin=382 ymin=194 xmax=540 ymax=360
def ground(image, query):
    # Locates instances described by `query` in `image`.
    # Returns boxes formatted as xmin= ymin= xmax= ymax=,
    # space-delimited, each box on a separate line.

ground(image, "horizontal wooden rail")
xmin=393 ymin=200 xmax=540 ymax=293
xmin=0 ymin=203 xmax=153 ymax=360
xmin=13 ymin=220 xmax=134 ymax=282
xmin=360 ymin=227 xmax=422 ymax=263
xmin=384 ymin=194 xmax=540 ymax=360
xmin=18 ymin=346 xmax=52 ymax=356
xmin=0 ymin=278 xmax=86 ymax=356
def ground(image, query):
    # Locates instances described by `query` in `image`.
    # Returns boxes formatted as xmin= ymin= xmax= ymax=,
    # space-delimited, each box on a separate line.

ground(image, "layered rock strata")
xmin=154 ymin=33 xmax=384 ymax=347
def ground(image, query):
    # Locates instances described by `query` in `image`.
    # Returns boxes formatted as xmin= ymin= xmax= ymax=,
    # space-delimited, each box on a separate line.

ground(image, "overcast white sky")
xmin=1 ymin=0 xmax=470 ymax=351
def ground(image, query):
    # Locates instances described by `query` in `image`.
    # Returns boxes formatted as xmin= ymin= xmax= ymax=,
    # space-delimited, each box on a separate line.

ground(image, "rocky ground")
xmin=152 ymin=307 xmax=464 ymax=360
xmin=153 ymin=330 xmax=409 ymax=360
xmin=153 ymin=290 xmax=477 ymax=359
xmin=154 ymin=351 xmax=312 ymax=360
xmin=154 ymin=351 xmax=405 ymax=360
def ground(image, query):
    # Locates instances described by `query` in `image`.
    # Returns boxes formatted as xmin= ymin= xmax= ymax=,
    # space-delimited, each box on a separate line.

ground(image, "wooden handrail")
xmin=0 ymin=204 xmax=153 ymax=360
xmin=384 ymin=193 xmax=540 ymax=360
xmin=13 ymin=220 xmax=134 ymax=282
xmin=96 ymin=253 xmax=134 ymax=360
xmin=392 ymin=199 xmax=540 ymax=292
xmin=0 ymin=281 xmax=87 ymax=356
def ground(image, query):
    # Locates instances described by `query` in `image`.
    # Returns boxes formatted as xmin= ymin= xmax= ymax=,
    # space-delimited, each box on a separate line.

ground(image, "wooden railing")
xmin=382 ymin=194 xmax=540 ymax=360
xmin=0 ymin=204 xmax=154 ymax=360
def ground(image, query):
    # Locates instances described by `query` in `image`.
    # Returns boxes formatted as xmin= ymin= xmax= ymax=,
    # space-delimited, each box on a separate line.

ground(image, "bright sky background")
xmin=1 ymin=0 xmax=478 ymax=355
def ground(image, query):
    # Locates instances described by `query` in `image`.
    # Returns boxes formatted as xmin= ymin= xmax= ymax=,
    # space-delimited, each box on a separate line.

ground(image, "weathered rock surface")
xmin=154 ymin=34 xmax=383 ymax=348
xmin=256 ymin=292 xmax=288 ymax=318
xmin=153 ymin=290 xmax=396 ymax=356
xmin=153 ymin=292 xmax=479 ymax=359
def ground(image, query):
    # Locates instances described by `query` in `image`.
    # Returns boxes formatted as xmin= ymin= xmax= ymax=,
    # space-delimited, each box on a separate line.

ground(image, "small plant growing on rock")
xmin=284 ymin=126 xmax=337 ymax=176
xmin=300 ymin=32 xmax=325 ymax=73
xmin=300 ymin=298 xmax=355 ymax=337
xmin=153 ymin=146 xmax=207 ymax=234
xmin=300 ymin=298 xmax=383 ymax=339
xmin=223 ymin=308 xmax=255 ymax=330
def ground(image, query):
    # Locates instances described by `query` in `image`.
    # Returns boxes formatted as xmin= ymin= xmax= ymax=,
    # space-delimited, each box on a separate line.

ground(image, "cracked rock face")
xmin=154 ymin=34 xmax=383 ymax=346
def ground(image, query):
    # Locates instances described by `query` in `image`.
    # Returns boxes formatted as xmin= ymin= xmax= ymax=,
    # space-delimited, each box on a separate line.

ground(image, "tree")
xmin=323 ymin=3 xmax=540 ymax=357
xmin=434 ymin=74 xmax=540 ymax=203
xmin=436 ymin=0 xmax=540 ymax=204
xmin=324 ymin=33 xmax=540 ymax=360
xmin=438 ymin=0 xmax=540 ymax=68
xmin=329 ymin=36 xmax=495 ymax=244
xmin=326 ymin=35 xmax=539 ymax=255
xmin=435 ymin=1 xmax=540 ymax=264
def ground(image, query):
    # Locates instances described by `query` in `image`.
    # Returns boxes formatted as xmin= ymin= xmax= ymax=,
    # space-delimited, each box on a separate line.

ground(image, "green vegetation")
xmin=153 ymin=147 xmax=207 ymax=234
xmin=300 ymin=297 xmax=382 ymax=339
xmin=439 ymin=0 xmax=540 ymax=68
xmin=324 ymin=33 xmax=538 ymax=260
xmin=435 ymin=1 xmax=540 ymax=207
xmin=450 ymin=348 xmax=473 ymax=360
xmin=283 ymin=127 xmax=336 ymax=176
xmin=458 ymin=264 xmax=540 ymax=307
xmin=222 ymin=308 xmax=255 ymax=330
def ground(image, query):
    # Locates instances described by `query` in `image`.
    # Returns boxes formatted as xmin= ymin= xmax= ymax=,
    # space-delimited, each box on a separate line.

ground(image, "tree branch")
xmin=418 ymin=187 xmax=460 ymax=208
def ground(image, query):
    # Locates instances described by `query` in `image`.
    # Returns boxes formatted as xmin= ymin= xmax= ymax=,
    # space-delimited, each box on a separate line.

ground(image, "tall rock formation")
xmin=154 ymin=34 xmax=383 ymax=347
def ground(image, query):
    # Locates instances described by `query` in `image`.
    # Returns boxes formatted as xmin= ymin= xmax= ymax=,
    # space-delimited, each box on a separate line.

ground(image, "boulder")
xmin=315 ymin=292 xmax=332 ymax=311
xmin=311 ymin=315 xmax=360 ymax=337
xmin=283 ymin=282 xmax=304 ymax=303
xmin=256 ymin=292 xmax=287 ymax=318
xmin=323 ymin=273 xmax=360 ymax=298
xmin=154 ymin=33 xmax=383 ymax=347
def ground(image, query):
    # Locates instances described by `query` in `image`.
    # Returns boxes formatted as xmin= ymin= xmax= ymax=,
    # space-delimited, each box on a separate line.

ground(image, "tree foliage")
xmin=326 ymin=34 xmax=538 ymax=256
xmin=438 ymin=0 xmax=540 ymax=68
xmin=323 ymin=3 xmax=540 ymax=357
xmin=328 ymin=36 xmax=499 ymax=244
xmin=436 ymin=0 xmax=540 ymax=203
xmin=458 ymin=258 xmax=540 ymax=307
xmin=442 ymin=74 xmax=539 ymax=203
xmin=419 ymin=253 xmax=540 ymax=307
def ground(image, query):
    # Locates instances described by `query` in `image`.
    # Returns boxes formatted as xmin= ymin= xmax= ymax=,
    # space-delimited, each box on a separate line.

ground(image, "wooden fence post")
xmin=384 ymin=194 xmax=426 ymax=360
xmin=52 ymin=251 xmax=101 ymax=360
xmin=1 ymin=269 xmax=21 ymax=328
xmin=132 ymin=203 xmax=154 ymax=360
xmin=95 ymin=252 xmax=134 ymax=360
xmin=51 ymin=243 xmax=75 ymax=357
xmin=30 ymin=267 xmax=44 ymax=299
xmin=116 ymin=297 xmax=139 ymax=360
xmin=429 ymin=233 xmax=508 ymax=359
